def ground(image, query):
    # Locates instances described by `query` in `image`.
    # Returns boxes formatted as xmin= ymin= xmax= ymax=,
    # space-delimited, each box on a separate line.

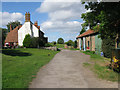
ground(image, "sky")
xmin=1 ymin=1 xmax=87 ymax=42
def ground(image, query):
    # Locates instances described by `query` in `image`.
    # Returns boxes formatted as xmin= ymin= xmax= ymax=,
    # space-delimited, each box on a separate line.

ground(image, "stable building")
xmin=5 ymin=12 xmax=48 ymax=47
xmin=76 ymin=29 xmax=102 ymax=55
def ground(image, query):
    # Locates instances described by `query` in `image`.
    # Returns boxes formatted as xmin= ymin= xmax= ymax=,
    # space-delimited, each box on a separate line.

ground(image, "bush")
xmin=38 ymin=38 xmax=45 ymax=47
xmin=45 ymin=43 xmax=53 ymax=47
xmin=73 ymin=40 xmax=77 ymax=48
xmin=31 ymin=37 xmax=39 ymax=48
xmin=23 ymin=34 xmax=32 ymax=48
xmin=102 ymin=38 xmax=115 ymax=58
xmin=66 ymin=40 xmax=74 ymax=46
xmin=57 ymin=38 xmax=64 ymax=44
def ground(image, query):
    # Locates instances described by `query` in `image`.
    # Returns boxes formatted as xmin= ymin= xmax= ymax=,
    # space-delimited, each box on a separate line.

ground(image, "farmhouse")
xmin=5 ymin=12 xmax=48 ymax=47
xmin=76 ymin=29 xmax=102 ymax=55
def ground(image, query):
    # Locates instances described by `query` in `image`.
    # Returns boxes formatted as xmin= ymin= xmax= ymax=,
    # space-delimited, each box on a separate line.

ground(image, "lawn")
xmin=2 ymin=48 xmax=59 ymax=88
xmin=82 ymin=50 xmax=119 ymax=82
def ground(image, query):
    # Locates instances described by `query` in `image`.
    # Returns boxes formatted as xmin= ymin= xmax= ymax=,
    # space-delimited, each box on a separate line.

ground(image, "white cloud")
xmin=36 ymin=1 xmax=86 ymax=41
xmin=0 ymin=12 xmax=24 ymax=27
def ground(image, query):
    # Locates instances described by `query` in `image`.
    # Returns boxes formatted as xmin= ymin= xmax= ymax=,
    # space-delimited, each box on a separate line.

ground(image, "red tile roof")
xmin=5 ymin=25 xmax=22 ymax=43
xmin=77 ymin=29 xmax=97 ymax=38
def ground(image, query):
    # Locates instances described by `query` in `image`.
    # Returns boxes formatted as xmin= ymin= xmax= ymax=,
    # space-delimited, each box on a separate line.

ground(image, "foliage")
xmin=0 ymin=28 xmax=7 ymax=47
xmin=102 ymin=38 xmax=115 ymax=58
xmin=23 ymin=34 xmax=32 ymax=48
xmin=2 ymin=48 xmax=59 ymax=88
xmin=6 ymin=21 xmax=21 ymax=32
xmin=81 ymin=2 xmax=120 ymax=39
xmin=30 ymin=37 xmax=39 ymax=48
xmin=57 ymin=38 xmax=64 ymax=44
xmin=81 ymin=2 xmax=120 ymax=58
xmin=80 ymin=27 xmax=86 ymax=34
xmin=73 ymin=40 xmax=77 ymax=48
xmin=38 ymin=38 xmax=45 ymax=47
xmin=66 ymin=40 xmax=74 ymax=46
xmin=45 ymin=43 xmax=53 ymax=47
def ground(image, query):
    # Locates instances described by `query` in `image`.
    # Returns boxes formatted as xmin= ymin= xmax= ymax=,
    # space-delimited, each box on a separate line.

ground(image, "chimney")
xmin=25 ymin=12 xmax=30 ymax=22
xmin=34 ymin=21 xmax=38 ymax=27
xmin=10 ymin=24 xmax=12 ymax=32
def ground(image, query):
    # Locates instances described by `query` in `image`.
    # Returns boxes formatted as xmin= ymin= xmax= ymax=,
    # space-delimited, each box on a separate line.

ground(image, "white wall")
xmin=32 ymin=25 xmax=39 ymax=37
xmin=18 ymin=22 xmax=39 ymax=46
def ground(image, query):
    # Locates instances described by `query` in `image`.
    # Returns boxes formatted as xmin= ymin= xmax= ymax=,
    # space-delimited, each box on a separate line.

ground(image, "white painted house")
xmin=5 ymin=12 xmax=48 ymax=47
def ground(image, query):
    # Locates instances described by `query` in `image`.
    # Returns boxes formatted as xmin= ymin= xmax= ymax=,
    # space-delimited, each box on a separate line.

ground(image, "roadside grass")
xmin=82 ymin=50 xmax=118 ymax=82
xmin=52 ymin=44 xmax=65 ymax=49
xmin=2 ymin=48 xmax=59 ymax=88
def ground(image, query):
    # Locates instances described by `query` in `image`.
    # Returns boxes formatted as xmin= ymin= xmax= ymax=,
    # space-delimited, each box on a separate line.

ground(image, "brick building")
xmin=76 ymin=29 xmax=102 ymax=55
xmin=5 ymin=12 xmax=48 ymax=47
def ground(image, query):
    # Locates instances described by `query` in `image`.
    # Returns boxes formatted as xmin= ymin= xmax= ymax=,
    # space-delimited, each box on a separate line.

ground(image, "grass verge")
xmin=82 ymin=50 xmax=118 ymax=82
xmin=2 ymin=48 xmax=59 ymax=88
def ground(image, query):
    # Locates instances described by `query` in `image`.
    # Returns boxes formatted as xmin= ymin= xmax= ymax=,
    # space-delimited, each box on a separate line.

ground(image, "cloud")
xmin=36 ymin=1 xmax=86 ymax=41
xmin=0 ymin=12 xmax=24 ymax=27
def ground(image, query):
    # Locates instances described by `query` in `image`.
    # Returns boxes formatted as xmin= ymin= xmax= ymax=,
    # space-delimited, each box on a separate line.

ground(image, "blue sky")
xmin=1 ymin=1 xmax=86 ymax=42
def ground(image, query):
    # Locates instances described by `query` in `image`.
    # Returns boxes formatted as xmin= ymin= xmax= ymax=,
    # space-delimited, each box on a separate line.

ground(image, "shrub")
xmin=66 ymin=40 xmax=74 ymax=46
xmin=45 ymin=43 xmax=53 ymax=47
xmin=102 ymin=38 xmax=115 ymax=58
xmin=73 ymin=40 xmax=77 ymax=48
xmin=57 ymin=38 xmax=64 ymax=44
xmin=23 ymin=34 xmax=32 ymax=48
xmin=38 ymin=38 xmax=45 ymax=47
xmin=31 ymin=37 xmax=39 ymax=48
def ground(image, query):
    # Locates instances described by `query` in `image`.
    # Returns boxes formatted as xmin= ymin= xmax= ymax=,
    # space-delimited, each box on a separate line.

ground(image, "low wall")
xmin=44 ymin=46 xmax=57 ymax=51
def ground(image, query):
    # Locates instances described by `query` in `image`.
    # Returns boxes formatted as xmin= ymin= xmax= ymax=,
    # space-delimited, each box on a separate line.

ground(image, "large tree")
xmin=81 ymin=2 xmax=120 ymax=58
xmin=6 ymin=21 xmax=21 ymax=32
xmin=81 ymin=2 xmax=120 ymax=39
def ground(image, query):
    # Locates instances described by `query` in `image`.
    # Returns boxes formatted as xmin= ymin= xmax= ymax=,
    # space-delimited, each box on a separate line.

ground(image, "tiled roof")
xmin=77 ymin=29 xmax=97 ymax=38
xmin=5 ymin=25 xmax=22 ymax=43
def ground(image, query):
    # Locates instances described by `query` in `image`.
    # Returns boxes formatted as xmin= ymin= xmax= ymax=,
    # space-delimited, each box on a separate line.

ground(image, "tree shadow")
xmin=2 ymin=49 xmax=32 ymax=56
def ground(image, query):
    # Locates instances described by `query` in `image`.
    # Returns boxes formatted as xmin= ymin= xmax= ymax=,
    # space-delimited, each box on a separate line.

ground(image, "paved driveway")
xmin=29 ymin=49 xmax=118 ymax=88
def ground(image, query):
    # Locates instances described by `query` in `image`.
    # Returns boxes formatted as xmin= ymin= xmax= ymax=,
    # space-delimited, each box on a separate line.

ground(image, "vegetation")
xmin=2 ymin=48 xmax=59 ymax=88
xmin=6 ymin=21 xmax=21 ymax=32
xmin=0 ymin=28 xmax=7 ymax=48
xmin=102 ymin=38 xmax=115 ymax=58
xmin=82 ymin=50 xmax=118 ymax=82
xmin=65 ymin=40 xmax=74 ymax=46
xmin=81 ymin=2 xmax=120 ymax=58
xmin=23 ymin=34 xmax=32 ymax=48
xmin=57 ymin=38 xmax=64 ymax=44
xmin=23 ymin=34 xmax=45 ymax=48
xmin=44 ymin=43 xmax=53 ymax=47
xmin=80 ymin=27 xmax=86 ymax=34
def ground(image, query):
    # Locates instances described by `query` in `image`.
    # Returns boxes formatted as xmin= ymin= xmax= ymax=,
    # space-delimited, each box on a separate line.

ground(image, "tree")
xmin=6 ymin=21 xmax=21 ymax=32
xmin=81 ymin=2 xmax=120 ymax=57
xmin=0 ymin=28 xmax=7 ymax=48
xmin=57 ymin=38 xmax=64 ymax=44
xmin=80 ymin=28 xmax=86 ymax=34
xmin=66 ymin=40 xmax=74 ymax=46
xmin=31 ymin=37 xmax=39 ymax=48
xmin=73 ymin=40 xmax=77 ymax=48
xmin=23 ymin=34 xmax=32 ymax=48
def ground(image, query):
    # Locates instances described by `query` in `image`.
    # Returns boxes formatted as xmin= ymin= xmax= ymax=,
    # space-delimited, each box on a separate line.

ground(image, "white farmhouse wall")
xmin=32 ymin=25 xmax=39 ymax=37
xmin=18 ymin=22 xmax=39 ymax=46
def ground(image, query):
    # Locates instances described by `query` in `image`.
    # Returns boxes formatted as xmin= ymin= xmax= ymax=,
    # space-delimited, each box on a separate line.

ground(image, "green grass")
xmin=2 ymin=48 xmax=59 ymax=88
xmin=52 ymin=44 xmax=64 ymax=49
xmin=82 ymin=50 xmax=118 ymax=82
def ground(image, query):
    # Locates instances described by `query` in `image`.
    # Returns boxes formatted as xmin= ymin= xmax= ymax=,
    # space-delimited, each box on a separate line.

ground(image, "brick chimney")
xmin=34 ymin=21 xmax=38 ymax=27
xmin=10 ymin=24 xmax=12 ymax=32
xmin=25 ymin=12 xmax=30 ymax=22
